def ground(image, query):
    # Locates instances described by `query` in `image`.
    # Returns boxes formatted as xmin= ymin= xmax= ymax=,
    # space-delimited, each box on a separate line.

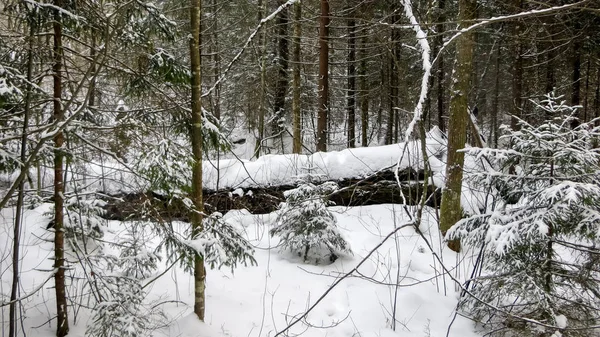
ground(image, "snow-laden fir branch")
xmin=202 ymin=0 xmax=299 ymax=98
xmin=431 ymin=0 xmax=590 ymax=68
xmin=23 ymin=0 xmax=85 ymax=22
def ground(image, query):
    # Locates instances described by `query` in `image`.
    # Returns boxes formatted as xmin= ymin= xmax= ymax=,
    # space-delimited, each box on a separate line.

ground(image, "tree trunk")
xmin=254 ymin=0 xmax=267 ymax=158
xmin=190 ymin=0 xmax=206 ymax=320
xmin=510 ymin=0 xmax=523 ymax=129
xmin=88 ymin=34 xmax=96 ymax=121
xmin=569 ymin=38 xmax=582 ymax=128
xmin=360 ymin=34 xmax=369 ymax=147
xmin=582 ymin=54 xmax=591 ymax=122
xmin=595 ymin=60 xmax=599 ymax=124
xmin=292 ymin=2 xmax=302 ymax=154
xmin=212 ymin=0 xmax=221 ymax=120
xmin=544 ymin=24 xmax=556 ymax=96
xmin=388 ymin=12 xmax=401 ymax=144
xmin=439 ymin=0 xmax=476 ymax=252
xmin=9 ymin=22 xmax=35 ymax=337
xmin=316 ymin=0 xmax=329 ymax=152
xmin=53 ymin=0 xmax=69 ymax=334
xmin=436 ymin=0 xmax=446 ymax=133
xmin=544 ymin=27 xmax=556 ymax=120
xmin=490 ymin=37 xmax=501 ymax=147
xmin=347 ymin=9 xmax=356 ymax=148
xmin=104 ymin=168 xmax=440 ymax=219
xmin=273 ymin=0 xmax=289 ymax=149
xmin=385 ymin=15 xmax=398 ymax=145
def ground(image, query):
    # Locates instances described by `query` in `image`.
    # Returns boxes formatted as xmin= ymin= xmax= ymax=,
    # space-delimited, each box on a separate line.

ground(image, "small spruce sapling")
xmin=115 ymin=223 xmax=161 ymax=279
xmin=448 ymin=94 xmax=600 ymax=335
xmin=153 ymin=211 xmax=257 ymax=273
xmin=86 ymin=223 xmax=164 ymax=337
xmin=185 ymin=211 xmax=257 ymax=270
xmin=270 ymin=182 xmax=351 ymax=263
xmin=86 ymin=277 xmax=151 ymax=337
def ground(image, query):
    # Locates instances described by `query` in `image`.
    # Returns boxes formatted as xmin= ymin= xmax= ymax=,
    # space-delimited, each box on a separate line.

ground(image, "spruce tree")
xmin=270 ymin=182 xmax=350 ymax=263
xmin=449 ymin=94 xmax=600 ymax=336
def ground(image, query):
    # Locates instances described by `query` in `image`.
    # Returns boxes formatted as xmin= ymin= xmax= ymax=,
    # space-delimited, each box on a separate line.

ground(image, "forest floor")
xmin=0 ymin=202 xmax=482 ymax=337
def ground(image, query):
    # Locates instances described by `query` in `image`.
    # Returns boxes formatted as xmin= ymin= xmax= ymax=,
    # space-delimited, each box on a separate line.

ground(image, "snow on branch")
xmin=393 ymin=0 xmax=433 ymax=205
xmin=431 ymin=0 xmax=590 ymax=68
xmin=202 ymin=0 xmax=299 ymax=98
xmin=23 ymin=0 xmax=85 ymax=22
xmin=400 ymin=0 xmax=432 ymax=142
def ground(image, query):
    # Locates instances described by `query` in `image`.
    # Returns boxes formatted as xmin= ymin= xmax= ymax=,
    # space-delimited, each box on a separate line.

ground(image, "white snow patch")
xmin=555 ymin=314 xmax=568 ymax=329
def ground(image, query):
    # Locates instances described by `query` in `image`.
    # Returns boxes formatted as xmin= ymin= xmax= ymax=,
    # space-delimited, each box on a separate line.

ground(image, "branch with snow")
xmin=202 ymin=0 xmax=299 ymax=98
xmin=430 ymin=0 xmax=590 ymax=68
xmin=394 ymin=0 xmax=433 ymax=204
xmin=400 ymin=0 xmax=432 ymax=143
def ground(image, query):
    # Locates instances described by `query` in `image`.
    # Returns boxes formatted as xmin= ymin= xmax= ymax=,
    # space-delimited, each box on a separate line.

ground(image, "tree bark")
xmin=571 ymin=26 xmax=582 ymax=127
xmin=544 ymin=22 xmax=556 ymax=96
xmin=439 ymin=0 xmax=477 ymax=252
xmin=510 ymin=0 xmax=523 ymax=129
xmin=273 ymin=0 xmax=289 ymax=148
xmin=583 ymin=54 xmax=591 ymax=122
xmin=292 ymin=2 xmax=302 ymax=154
xmin=436 ymin=0 xmax=446 ymax=132
xmin=190 ymin=0 xmax=206 ymax=321
xmin=360 ymin=34 xmax=369 ymax=147
xmin=103 ymin=168 xmax=440 ymax=219
xmin=254 ymin=0 xmax=267 ymax=158
xmin=9 ymin=21 xmax=36 ymax=337
xmin=595 ymin=60 xmax=600 ymax=124
xmin=544 ymin=26 xmax=556 ymax=120
xmin=316 ymin=0 xmax=330 ymax=152
xmin=211 ymin=0 xmax=221 ymax=120
xmin=53 ymin=0 xmax=69 ymax=334
xmin=386 ymin=12 xmax=401 ymax=145
xmin=347 ymin=9 xmax=356 ymax=148
xmin=491 ymin=37 xmax=501 ymax=147
xmin=88 ymin=34 xmax=96 ymax=121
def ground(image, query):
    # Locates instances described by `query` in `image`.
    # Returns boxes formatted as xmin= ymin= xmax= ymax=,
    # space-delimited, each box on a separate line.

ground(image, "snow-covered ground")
xmin=0 ymin=203 xmax=480 ymax=337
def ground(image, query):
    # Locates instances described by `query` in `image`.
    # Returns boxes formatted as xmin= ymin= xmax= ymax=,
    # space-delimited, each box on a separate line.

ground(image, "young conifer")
xmin=270 ymin=182 xmax=350 ymax=263
xmin=449 ymin=94 xmax=600 ymax=336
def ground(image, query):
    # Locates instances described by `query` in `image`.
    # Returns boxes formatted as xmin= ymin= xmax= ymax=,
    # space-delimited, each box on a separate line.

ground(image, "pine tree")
xmin=449 ymin=94 xmax=600 ymax=336
xmin=270 ymin=182 xmax=350 ymax=263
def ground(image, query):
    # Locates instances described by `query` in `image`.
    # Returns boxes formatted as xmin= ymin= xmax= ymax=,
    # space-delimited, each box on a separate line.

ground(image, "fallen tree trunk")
xmin=102 ymin=167 xmax=441 ymax=221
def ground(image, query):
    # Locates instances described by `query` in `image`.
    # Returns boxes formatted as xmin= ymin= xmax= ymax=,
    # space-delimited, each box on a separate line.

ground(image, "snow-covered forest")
xmin=1 ymin=0 xmax=600 ymax=336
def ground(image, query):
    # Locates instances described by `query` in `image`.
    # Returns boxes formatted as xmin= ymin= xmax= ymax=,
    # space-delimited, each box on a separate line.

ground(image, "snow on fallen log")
xmin=203 ymin=127 xmax=446 ymax=191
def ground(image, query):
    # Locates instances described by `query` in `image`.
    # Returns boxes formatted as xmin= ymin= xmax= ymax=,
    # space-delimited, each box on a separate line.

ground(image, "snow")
xmin=204 ymin=128 xmax=446 ymax=190
xmin=555 ymin=314 xmax=568 ymax=329
xmin=400 ymin=0 xmax=432 ymax=141
xmin=0 ymin=203 xmax=479 ymax=337
xmin=1 ymin=128 xmax=448 ymax=196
